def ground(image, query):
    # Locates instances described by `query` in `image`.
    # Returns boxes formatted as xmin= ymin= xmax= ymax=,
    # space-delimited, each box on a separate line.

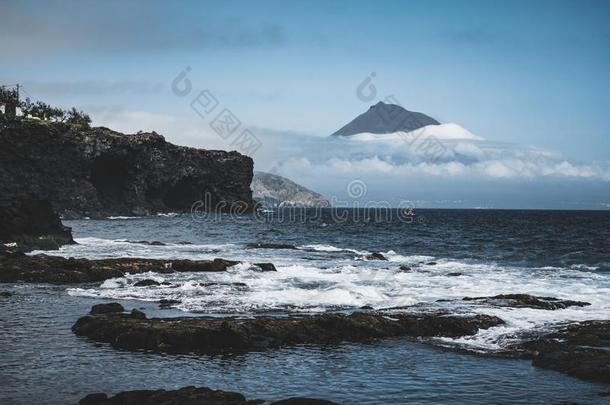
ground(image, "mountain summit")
xmin=331 ymin=101 xmax=440 ymax=136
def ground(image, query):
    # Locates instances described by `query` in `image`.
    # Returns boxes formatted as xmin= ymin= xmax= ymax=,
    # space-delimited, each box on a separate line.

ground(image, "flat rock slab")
xmin=79 ymin=386 xmax=338 ymax=405
xmin=72 ymin=306 xmax=504 ymax=355
xmin=462 ymin=294 xmax=590 ymax=310
xmin=0 ymin=253 xmax=240 ymax=284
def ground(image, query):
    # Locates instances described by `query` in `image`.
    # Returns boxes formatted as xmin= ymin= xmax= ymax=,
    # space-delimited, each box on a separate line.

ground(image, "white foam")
xmin=298 ymin=244 xmax=368 ymax=255
xmin=30 ymin=237 xmax=239 ymax=260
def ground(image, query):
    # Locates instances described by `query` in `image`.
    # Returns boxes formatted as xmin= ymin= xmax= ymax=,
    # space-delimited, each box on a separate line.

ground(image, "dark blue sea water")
xmin=1 ymin=209 xmax=609 ymax=403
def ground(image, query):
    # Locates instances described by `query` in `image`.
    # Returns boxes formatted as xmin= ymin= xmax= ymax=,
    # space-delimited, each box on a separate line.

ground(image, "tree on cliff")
xmin=0 ymin=87 xmax=19 ymax=118
xmin=3 ymin=93 xmax=92 ymax=128
xmin=64 ymin=107 xmax=91 ymax=128
xmin=21 ymin=99 xmax=65 ymax=122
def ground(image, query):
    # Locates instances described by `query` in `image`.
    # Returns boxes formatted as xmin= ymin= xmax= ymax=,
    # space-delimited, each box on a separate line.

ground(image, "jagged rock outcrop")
xmin=0 ymin=120 xmax=255 ymax=219
xmin=251 ymin=171 xmax=330 ymax=209
xmin=331 ymin=101 xmax=440 ymax=136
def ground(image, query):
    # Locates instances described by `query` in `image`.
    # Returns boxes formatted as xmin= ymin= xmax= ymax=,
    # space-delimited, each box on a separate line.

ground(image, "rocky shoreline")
xmin=70 ymin=302 xmax=610 ymax=384
xmin=79 ymin=386 xmax=338 ymax=405
xmin=2 ymin=250 xmax=608 ymax=385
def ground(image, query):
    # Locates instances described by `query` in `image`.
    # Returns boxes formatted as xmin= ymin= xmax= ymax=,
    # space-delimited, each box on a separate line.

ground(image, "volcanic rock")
xmin=72 ymin=307 xmax=504 ymax=355
xmin=133 ymin=279 xmax=161 ymax=287
xmin=246 ymin=243 xmax=297 ymax=250
xmin=0 ymin=119 xmax=255 ymax=219
xmin=462 ymin=294 xmax=590 ymax=310
xmin=253 ymin=263 xmax=277 ymax=272
xmin=0 ymin=254 xmax=241 ymax=284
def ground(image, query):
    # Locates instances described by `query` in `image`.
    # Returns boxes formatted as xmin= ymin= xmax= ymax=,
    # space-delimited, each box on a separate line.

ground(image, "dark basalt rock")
xmin=90 ymin=303 xmax=125 ymax=315
xmin=0 ymin=254 xmax=242 ymax=284
xmin=79 ymin=386 xmax=339 ymax=405
xmin=128 ymin=240 xmax=166 ymax=246
xmin=130 ymin=309 xmax=146 ymax=319
xmin=517 ymin=321 xmax=610 ymax=382
xmin=246 ymin=243 xmax=297 ymax=250
xmin=72 ymin=307 xmax=504 ymax=355
xmin=398 ymin=265 xmax=411 ymax=271
xmin=133 ymin=279 xmax=161 ymax=287
xmin=253 ymin=262 xmax=277 ymax=272
xmin=462 ymin=294 xmax=590 ymax=310
xmin=79 ymin=386 xmax=263 ymax=405
xmin=0 ymin=197 xmax=74 ymax=252
xmin=365 ymin=252 xmax=387 ymax=261
xmin=0 ymin=120 xmax=255 ymax=219
xmin=199 ymin=282 xmax=248 ymax=288
xmin=532 ymin=347 xmax=610 ymax=382
xmin=426 ymin=262 xmax=438 ymax=266
xmin=447 ymin=272 xmax=463 ymax=277
xmin=159 ymin=299 xmax=182 ymax=309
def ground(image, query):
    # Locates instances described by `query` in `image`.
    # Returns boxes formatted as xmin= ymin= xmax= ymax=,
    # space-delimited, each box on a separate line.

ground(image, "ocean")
xmin=1 ymin=209 xmax=609 ymax=403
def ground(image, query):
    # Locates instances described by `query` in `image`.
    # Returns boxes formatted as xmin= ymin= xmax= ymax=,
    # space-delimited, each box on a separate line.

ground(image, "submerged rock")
xmin=127 ymin=240 xmax=166 ymax=246
xmin=159 ymin=299 xmax=181 ymax=305
xmin=133 ymin=279 xmax=161 ymax=287
xmin=72 ymin=307 xmax=504 ymax=355
xmin=246 ymin=243 xmax=297 ymax=250
xmin=79 ymin=386 xmax=263 ymax=405
xmin=365 ymin=252 xmax=387 ymax=261
xmin=90 ymin=303 xmax=124 ymax=315
xmin=0 ymin=254 xmax=243 ymax=284
xmin=79 ymin=386 xmax=338 ymax=405
xmin=253 ymin=262 xmax=277 ymax=272
xmin=271 ymin=399 xmax=338 ymax=405
xmin=462 ymin=294 xmax=590 ymax=310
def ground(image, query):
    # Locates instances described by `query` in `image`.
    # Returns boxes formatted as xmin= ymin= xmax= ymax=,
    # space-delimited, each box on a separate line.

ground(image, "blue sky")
xmin=2 ymin=0 xmax=609 ymax=208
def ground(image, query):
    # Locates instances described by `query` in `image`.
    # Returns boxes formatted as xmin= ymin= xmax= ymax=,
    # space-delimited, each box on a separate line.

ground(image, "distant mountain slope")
xmin=332 ymin=101 xmax=440 ymax=136
xmin=252 ymin=171 xmax=330 ymax=208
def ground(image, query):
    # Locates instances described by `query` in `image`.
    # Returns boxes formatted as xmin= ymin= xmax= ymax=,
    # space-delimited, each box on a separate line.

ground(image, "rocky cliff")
xmin=0 ymin=120 xmax=255 ymax=220
xmin=251 ymin=171 xmax=330 ymax=208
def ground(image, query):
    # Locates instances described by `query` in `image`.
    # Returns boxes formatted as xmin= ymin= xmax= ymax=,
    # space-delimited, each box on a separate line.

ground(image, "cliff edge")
xmin=0 ymin=120 xmax=255 ymax=220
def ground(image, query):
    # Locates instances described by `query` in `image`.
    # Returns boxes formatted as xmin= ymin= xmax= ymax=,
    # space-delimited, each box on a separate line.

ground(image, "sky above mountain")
xmin=2 ymin=0 xmax=609 ymax=208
